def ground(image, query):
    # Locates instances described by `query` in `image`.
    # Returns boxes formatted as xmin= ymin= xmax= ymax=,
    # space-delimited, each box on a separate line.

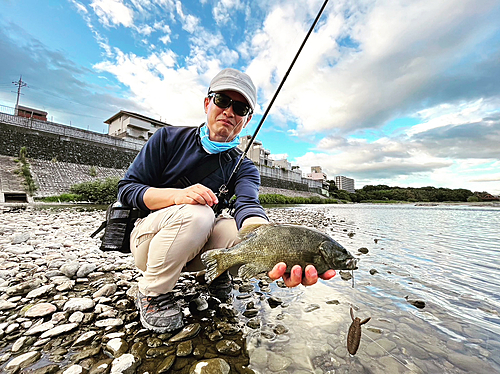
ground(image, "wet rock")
xmin=157 ymin=355 xmax=176 ymax=373
xmin=273 ymin=324 xmax=289 ymax=335
xmin=189 ymin=358 xmax=230 ymax=374
xmin=326 ymin=299 xmax=340 ymax=305
xmin=88 ymin=359 xmax=113 ymax=374
xmin=358 ymin=247 xmax=369 ymax=254
xmin=215 ymin=339 xmax=241 ymax=356
xmin=73 ymin=331 xmax=98 ymax=347
xmin=105 ymin=338 xmax=129 ymax=358
xmin=110 ymin=353 xmax=140 ymax=374
xmin=370 ymin=268 xmax=379 ymax=275
xmin=405 ymin=296 xmax=426 ymax=309
xmin=304 ymin=304 xmax=320 ymax=313
xmin=4 ymin=351 xmax=41 ymax=372
xmin=267 ymin=296 xmax=283 ymax=308
xmin=339 ymin=271 xmax=352 ymax=281
xmin=246 ymin=318 xmax=261 ymax=329
xmin=169 ymin=323 xmax=201 ymax=342
xmin=176 ymin=340 xmax=193 ymax=356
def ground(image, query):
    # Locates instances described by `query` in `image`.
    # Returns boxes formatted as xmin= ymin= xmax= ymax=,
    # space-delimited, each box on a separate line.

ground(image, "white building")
xmin=238 ymin=135 xmax=273 ymax=167
xmin=335 ymin=175 xmax=355 ymax=193
xmin=105 ymin=111 xmax=169 ymax=141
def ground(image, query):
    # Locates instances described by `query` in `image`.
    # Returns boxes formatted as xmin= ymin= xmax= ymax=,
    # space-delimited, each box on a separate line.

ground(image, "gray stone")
xmin=26 ymin=284 xmax=55 ymax=299
xmin=63 ymin=298 xmax=95 ymax=312
xmin=60 ymin=261 xmax=80 ymax=278
xmin=5 ymin=351 xmax=41 ymax=371
xmin=40 ymin=322 xmax=78 ymax=338
xmin=25 ymin=302 xmax=57 ymax=317
xmin=77 ymin=263 xmax=97 ymax=278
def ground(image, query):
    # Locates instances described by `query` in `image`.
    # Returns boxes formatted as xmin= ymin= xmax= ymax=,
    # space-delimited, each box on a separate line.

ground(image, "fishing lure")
xmin=347 ymin=307 xmax=371 ymax=355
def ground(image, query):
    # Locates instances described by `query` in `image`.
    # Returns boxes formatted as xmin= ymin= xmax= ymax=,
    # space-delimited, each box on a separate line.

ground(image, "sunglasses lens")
xmin=212 ymin=93 xmax=251 ymax=116
xmin=214 ymin=94 xmax=231 ymax=108
xmin=232 ymin=102 xmax=249 ymax=116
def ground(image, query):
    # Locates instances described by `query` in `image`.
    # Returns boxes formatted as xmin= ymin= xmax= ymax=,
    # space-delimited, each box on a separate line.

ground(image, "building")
xmin=238 ymin=135 xmax=273 ymax=166
xmin=105 ymin=110 xmax=169 ymax=141
xmin=335 ymin=175 xmax=355 ymax=193
xmin=16 ymin=105 xmax=47 ymax=121
xmin=307 ymin=166 xmax=327 ymax=182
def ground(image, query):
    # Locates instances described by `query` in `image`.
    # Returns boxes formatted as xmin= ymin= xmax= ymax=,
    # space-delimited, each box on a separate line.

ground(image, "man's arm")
xmin=142 ymin=184 xmax=219 ymax=210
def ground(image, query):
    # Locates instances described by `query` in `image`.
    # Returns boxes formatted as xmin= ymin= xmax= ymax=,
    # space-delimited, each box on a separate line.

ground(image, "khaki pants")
xmin=129 ymin=204 xmax=239 ymax=296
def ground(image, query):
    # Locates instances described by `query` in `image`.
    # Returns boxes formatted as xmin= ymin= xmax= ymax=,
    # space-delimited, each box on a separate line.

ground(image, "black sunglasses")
xmin=208 ymin=92 xmax=252 ymax=117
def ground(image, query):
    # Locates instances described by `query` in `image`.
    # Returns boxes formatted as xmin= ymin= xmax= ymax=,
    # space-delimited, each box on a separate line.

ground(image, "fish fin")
xmin=201 ymin=249 xmax=227 ymax=284
xmin=360 ymin=317 xmax=371 ymax=325
xmin=237 ymin=223 xmax=265 ymax=240
xmin=350 ymin=307 xmax=355 ymax=321
xmin=238 ymin=263 xmax=267 ymax=280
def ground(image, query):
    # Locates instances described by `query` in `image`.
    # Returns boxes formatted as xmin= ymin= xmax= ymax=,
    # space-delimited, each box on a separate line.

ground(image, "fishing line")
xmin=212 ymin=0 xmax=330 ymax=214
xmin=361 ymin=333 xmax=414 ymax=371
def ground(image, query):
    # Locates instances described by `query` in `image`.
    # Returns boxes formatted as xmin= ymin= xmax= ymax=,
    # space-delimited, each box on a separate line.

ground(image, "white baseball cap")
xmin=209 ymin=68 xmax=257 ymax=111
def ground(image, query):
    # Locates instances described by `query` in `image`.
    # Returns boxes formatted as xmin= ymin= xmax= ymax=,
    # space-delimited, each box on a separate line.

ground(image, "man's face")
xmin=204 ymin=90 xmax=252 ymax=142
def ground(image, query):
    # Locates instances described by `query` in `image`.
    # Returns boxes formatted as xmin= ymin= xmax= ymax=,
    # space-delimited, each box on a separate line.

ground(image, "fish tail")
xmin=201 ymin=248 xmax=227 ymax=283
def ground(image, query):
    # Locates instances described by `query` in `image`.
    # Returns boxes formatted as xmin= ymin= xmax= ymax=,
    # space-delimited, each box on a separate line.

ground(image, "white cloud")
xmin=93 ymin=49 xmax=208 ymax=126
xmin=244 ymin=0 xmax=500 ymax=136
xmin=90 ymin=0 xmax=134 ymax=28
xmin=213 ymin=0 xmax=244 ymax=25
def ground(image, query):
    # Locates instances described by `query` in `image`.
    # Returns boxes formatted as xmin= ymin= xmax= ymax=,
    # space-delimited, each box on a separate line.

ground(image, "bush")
xmin=258 ymin=194 xmax=337 ymax=205
xmin=39 ymin=194 xmax=84 ymax=203
xmin=467 ymin=195 xmax=480 ymax=202
xmin=70 ymin=176 xmax=120 ymax=204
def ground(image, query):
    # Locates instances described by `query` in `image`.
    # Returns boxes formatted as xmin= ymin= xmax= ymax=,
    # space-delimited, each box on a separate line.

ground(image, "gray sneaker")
xmin=208 ymin=271 xmax=233 ymax=300
xmin=136 ymin=291 xmax=183 ymax=333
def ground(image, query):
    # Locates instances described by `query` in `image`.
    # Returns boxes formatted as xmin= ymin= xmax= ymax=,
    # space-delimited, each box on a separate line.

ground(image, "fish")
xmin=347 ymin=307 xmax=371 ymax=355
xmin=201 ymin=223 xmax=358 ymax=283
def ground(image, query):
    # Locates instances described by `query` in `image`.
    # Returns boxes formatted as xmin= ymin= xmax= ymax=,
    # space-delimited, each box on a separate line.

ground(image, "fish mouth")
xmin=345 ymin=258 xmax=358 ymax=270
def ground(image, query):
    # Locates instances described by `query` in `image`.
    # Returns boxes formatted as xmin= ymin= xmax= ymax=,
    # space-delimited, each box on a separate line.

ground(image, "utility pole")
xmin=12 ymin=75 xmax=27 ymax=115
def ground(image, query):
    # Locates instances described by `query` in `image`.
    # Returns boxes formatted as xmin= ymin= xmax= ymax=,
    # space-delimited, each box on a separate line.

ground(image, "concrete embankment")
xmin=0 ymin=155 xmax=324 ymax=201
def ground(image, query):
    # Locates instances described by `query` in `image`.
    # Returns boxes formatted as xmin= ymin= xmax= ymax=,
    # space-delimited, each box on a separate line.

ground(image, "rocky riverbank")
xmin=0 ymin=205 xmax=340 ymax=374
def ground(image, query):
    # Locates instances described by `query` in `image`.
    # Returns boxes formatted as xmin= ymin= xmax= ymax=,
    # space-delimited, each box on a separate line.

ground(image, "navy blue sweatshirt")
xmin=117 ymin=125 xmax=268 ymax=229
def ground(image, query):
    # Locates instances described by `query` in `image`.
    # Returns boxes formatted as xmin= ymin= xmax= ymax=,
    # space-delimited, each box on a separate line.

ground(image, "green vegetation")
xmin=89 ymin=166 xmax=98 ymax=177
xmin=334 ymin=185 xmax=475 ymax=203
xmin=15 ymin=147 xmax=37 ymax=195
xmin=259 ymin=194 xmax=339 ymax=205
xmin=69 ymin=176 xmax=121 ymax=204
xmin=39 ymin=179 xmax=492 ymax=206
xmin=38 ymin=193 xmax=84 ymax=203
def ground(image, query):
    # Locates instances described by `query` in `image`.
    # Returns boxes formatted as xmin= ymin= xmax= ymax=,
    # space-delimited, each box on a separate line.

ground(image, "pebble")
xmin=0 ymin=206 xmax=496 ymax=374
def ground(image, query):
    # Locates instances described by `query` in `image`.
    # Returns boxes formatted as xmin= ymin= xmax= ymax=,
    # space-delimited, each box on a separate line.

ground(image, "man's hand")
xmin=173 ymin=184 xmax=218 ymax=206
xmin=268 ymin=262 xmax=336 ymax=287
xmin=143 ymin=184 xmax=218 ymax=210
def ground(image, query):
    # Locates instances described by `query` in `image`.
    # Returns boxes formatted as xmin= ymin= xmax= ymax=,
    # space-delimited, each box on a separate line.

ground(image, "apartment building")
xmin=335 ymin=175 xmax=355 ymax=193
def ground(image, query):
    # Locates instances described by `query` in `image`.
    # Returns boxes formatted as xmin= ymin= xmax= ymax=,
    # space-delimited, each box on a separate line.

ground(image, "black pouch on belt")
xmin=90 ymin=202 xmax=148 ymax=253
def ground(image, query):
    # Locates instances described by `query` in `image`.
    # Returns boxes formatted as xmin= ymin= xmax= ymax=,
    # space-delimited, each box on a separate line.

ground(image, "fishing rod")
xmin=213 ymin=0 xmax=330 ymax=215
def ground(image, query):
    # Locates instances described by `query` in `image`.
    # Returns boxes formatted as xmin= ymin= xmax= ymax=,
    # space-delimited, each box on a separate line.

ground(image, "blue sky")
xmin=1 ymin=0 xmax=500 ymax=194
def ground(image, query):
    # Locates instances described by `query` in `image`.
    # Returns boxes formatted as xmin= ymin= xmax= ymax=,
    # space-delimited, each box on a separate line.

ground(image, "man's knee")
xmin=178 ymin=204 xmax=216 ymax=233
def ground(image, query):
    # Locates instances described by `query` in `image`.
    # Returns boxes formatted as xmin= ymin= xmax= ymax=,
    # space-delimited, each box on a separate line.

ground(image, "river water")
xmin=238 ymin=204 xmax=500 ymax=373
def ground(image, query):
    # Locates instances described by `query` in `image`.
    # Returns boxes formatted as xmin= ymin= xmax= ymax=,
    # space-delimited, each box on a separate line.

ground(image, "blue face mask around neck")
xmin=199 ymin=124 xmax=240 ymax=154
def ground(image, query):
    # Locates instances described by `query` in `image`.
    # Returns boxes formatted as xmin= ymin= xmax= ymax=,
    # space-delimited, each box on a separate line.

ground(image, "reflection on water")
xmin=241 ymin=204 xmax=500 ymax=373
